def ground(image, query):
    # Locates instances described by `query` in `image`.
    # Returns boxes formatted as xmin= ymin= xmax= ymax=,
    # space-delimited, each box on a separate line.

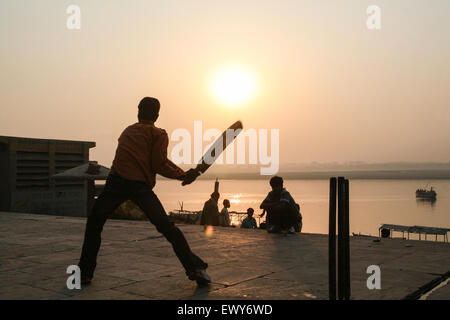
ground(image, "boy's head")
xmin=223 ymin=199 xmax=230 ymax=208
xmin=247 ymin=208 xmax=254 ymax=217
xmin=138 ymin=97 xmax=160 ymax=122
xmin=269 ymin=176 xmax=283 ymax=194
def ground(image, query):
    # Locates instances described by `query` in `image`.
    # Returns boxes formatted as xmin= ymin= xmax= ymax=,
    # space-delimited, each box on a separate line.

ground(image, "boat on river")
xmin=415 ymin=186 xmax=437 ymax=200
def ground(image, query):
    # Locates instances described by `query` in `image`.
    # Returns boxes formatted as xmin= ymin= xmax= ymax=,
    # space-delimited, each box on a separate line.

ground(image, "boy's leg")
xmin=267 ymin=207 xmax=283 ymax=232
xmin=279 ymin=210 xmax=291 ymax=230
xmin=78 ymin=185 xmax=127 ymax=279
xmin=131 ymin=188 xmax=208 ymax=275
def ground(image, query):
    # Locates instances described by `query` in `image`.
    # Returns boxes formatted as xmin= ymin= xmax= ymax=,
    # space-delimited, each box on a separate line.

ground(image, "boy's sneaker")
xmin=268 ymin=225 xmax=281 ymax=234
xmin=288 ymin=227 xmax=296 ymax=234
xmin=188 ymin=269 xmax=211 ymax=286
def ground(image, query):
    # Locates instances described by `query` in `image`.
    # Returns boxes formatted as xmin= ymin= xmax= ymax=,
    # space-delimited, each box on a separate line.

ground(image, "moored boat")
xmin=415 ymin=186 xmax=436 ymax=200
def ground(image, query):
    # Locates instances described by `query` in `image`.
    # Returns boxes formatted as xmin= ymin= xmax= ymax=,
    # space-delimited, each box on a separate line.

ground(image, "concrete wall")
xmin=0 ymin=136 xmax=95 ymax=217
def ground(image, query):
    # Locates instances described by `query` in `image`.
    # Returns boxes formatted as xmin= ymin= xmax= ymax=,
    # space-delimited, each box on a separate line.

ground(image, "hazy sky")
xmin=1 ymin=0 xmax=449 ymax=169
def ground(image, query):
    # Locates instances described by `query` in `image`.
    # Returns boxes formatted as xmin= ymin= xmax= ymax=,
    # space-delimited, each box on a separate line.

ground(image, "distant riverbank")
xmin=195 ymin=169 xmax=450 ymax=180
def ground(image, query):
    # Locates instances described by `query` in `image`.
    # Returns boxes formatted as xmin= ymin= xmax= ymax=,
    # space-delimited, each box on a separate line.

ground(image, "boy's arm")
xmin=151 ymin=131 xmax=185 ymax=180
xmin=260 ymin=193 xmax=279 ymax=209
xmin=260 ymin=199 xmax=280 ymax=209
xmin=259 ymin=209 xmax=266 ymax=218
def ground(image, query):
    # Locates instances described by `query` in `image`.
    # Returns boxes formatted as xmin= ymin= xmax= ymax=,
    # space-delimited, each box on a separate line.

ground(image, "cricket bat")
xmin=182 ymin=121 xmax=242 ymax=180
xmin=195 ymin=120 xmax=243 ymax=174
xmin=182 ymin=121 xmax=243 ymax=186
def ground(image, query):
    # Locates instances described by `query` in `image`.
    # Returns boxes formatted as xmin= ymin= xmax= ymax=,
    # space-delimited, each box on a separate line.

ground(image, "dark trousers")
xmin=78 ymin=174 xmax=207 ymax=278
xmin=266 ymin=205 xmax=297 ymax=230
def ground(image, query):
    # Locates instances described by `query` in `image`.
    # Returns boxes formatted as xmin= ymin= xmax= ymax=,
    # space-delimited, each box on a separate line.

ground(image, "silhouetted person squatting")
xmin=78 ymin=97 xmax=210 ymax=286
xmin=241 ymin=208 xmax=257 ymax=229
xmin=260 ymin=176 xmax=301 ymax=234
xmin=201 ymin=192 xmax=220 ymax=226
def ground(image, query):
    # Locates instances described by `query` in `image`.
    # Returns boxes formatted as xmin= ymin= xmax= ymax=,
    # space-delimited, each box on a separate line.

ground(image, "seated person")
xmin=260 ymin=176 xmax=301 ymax=234
xmin=240 ymin=208 xmax=257 ymax=229
xmin=219 ymin=199 xmax=231 ymax=227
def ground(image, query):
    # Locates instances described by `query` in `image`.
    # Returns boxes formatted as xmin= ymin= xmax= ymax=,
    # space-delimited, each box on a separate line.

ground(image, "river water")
xmin=153 ymin=179 xmax=450 ymax=239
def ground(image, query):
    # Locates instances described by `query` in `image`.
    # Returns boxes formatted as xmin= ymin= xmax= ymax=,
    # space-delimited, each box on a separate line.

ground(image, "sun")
xmin=211 ymin=66 xmax=256 ymax=106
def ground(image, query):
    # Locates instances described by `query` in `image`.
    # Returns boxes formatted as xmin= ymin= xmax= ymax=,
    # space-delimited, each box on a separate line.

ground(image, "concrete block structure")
xmin=0 ymin=136 xmax=95 ymax=216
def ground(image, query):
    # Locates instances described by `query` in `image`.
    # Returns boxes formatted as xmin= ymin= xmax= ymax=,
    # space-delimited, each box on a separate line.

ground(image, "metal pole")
xmin=337 ymin=177 xmax=345 ymax=300
xmin=328 ymin=177 xmax=337 ymax=300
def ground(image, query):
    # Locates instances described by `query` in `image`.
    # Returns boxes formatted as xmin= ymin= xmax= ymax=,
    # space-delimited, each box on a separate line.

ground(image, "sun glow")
xmin=211 ymin=66 xmax=256 ymax=106
xmin=230 ymin=194 xmax=242 ymax=204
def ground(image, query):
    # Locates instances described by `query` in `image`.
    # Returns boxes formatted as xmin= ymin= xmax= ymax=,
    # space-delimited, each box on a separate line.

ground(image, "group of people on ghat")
xmin=200 ymin=176 xmax=303 ymax=234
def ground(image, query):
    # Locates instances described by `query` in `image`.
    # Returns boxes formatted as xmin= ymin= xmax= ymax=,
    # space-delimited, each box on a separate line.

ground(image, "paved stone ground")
xmin=0 ymin=211 xmax=449 ymax=300
xmin=424 ymin=280 xmax=450 ymax=300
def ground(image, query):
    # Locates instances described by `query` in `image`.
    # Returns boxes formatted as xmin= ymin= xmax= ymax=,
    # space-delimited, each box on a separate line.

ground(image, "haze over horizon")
xmin=182 ymin=161 xmax=450 ymax=179
xmin=1 ymin=0 xmax=450 ymax=169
